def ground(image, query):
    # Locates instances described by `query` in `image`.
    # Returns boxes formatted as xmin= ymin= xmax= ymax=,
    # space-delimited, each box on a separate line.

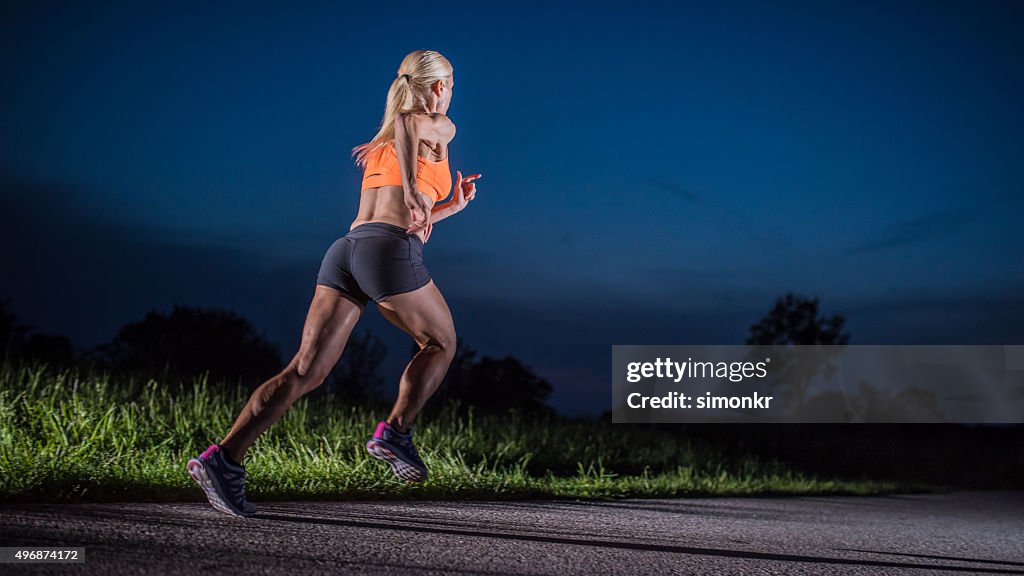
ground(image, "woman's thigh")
xmin=377 ymin=280 xmax=455 ymax=350
xmin=290 ymin=284 xmax=364 ymax=384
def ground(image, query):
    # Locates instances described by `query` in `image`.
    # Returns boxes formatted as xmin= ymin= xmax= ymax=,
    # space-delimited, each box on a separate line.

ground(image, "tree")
xmin=746 ymin=292 xmax=850 ymax=412
xmin=1 ymin=297 xmax=31 ymax=360
xmin=84 ymin=304 xmax=282 ymax=390
xmin=22 ymin=332 xmax=74 ymax=365
xmin=747 ymin=292 xmax=849 ymax=345
xmin=463 ymin=355 xmax=555 ymax=415
xmin=417 ymin=336 xmax=554 ymax=415
xmin=1 ymin=297 xmax=73 ymax=366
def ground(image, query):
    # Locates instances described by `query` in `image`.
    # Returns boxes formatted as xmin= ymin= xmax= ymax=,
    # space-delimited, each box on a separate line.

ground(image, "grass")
xmin=0 ymin=360 xmax=940 ymax=502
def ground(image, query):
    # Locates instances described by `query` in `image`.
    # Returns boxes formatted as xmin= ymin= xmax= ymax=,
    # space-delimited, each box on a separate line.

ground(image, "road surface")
xmin=1 ymin=491 xmax=1021 ymax=575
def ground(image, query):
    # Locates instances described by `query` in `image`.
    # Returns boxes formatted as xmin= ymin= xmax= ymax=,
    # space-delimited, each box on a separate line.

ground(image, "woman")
xmin=187 ymin=49 xmax=481 ymax=517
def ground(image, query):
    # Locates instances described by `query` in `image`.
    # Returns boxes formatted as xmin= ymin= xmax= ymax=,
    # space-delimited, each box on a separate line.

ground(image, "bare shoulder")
xmin=433 ymin=113 xmax=457 ymax=144
xmin=399 ymin=112 xmax=456 ymax=145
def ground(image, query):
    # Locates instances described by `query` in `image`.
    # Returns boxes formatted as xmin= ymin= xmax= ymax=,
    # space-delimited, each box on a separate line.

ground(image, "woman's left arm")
xmin=432 ymin=170 xmax=482 ymax=224
xmin=430 ymin=201 xmax=458 ymax=224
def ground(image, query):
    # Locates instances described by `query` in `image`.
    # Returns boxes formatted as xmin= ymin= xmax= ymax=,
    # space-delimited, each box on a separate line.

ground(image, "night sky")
xmin=2 ymin=0 xmax=1022 ymax=415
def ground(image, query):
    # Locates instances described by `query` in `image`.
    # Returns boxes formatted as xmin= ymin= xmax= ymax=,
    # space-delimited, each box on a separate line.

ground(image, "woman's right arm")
xmin=393 ymin=113 xmax=420 ymax=200
xmin=394 ymin=112 xmax=456 ymax=233
xmin=393 ymin=112 xmax=429 ymax=231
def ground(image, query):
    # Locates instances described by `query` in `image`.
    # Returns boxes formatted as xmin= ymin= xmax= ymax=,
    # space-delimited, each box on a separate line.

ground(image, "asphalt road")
xmin=0 ymin=491 xmax=1021 ymax=575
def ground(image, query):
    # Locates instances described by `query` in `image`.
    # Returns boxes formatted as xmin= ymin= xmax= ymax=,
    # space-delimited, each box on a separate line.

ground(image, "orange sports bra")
xmin=361 ymin=141 xmax=452 ymax=202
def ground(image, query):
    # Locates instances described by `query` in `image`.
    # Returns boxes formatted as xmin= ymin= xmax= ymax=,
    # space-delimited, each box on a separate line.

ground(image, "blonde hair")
xmin=351 ymin=50 xmax=454 ymax=169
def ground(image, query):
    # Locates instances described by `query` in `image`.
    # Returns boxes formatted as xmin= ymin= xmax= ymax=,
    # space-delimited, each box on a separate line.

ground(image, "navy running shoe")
xmin=366 ymin=421 xmax=428 ymax=482
xmin=187 ymin=444 xmax=257 ymax=517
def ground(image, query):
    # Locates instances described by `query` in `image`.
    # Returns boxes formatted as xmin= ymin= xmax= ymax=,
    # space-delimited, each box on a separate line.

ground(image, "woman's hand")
xmin=405 ymin=191 xmax=430 ymax=234
xmin=422 ymin=218 xmax=433 ymax=244
xmin=450 ymin=170 xmax=481 ymax=213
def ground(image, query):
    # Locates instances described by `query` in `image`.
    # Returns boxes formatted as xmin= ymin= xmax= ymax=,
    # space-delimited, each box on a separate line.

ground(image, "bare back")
xmin=352 ymin=130 xmax=454 ymax=244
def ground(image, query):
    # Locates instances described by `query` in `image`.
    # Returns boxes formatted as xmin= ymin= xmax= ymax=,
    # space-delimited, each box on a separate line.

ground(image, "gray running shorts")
xmin=315 ymin=222 xmax=430 ymax=306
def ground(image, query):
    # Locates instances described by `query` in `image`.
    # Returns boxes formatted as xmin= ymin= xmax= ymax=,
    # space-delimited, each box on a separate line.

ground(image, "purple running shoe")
xmin=187 ymin=444 xmax=257 ymax=517
xmin=365 ymin=421 xmax=428 ymax=482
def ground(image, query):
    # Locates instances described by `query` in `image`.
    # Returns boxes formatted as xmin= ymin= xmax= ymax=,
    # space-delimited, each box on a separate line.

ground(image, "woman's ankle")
xmin=385 ymin=418 xmax=410 ymax=434
xmin=218 ymin=443 xmax=244 ymax=467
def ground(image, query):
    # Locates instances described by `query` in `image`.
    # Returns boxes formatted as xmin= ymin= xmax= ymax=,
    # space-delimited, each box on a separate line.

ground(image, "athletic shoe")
xmin=187 ymin=444 xmax=257 ymax=517
xmin=365 ymin=421 xmax=428 ymax=482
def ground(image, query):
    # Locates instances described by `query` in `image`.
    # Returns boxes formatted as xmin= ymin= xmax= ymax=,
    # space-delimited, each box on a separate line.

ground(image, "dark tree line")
xmin=0 ymin=298 xmax=554 ymax=414
xmin=1 ymin=297 xmax=75 ymax=366
xmin=79 ymin=305 xmax=284 ymax=389
xmin=1 ymin=291 xmax=852 ymax=417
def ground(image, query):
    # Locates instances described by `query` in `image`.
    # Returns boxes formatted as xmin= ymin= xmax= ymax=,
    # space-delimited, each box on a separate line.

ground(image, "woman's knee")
xmin=421 ymin=327 xmax=456 ymax=359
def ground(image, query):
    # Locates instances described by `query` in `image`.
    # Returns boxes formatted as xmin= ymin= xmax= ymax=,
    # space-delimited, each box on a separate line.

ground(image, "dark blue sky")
xmin=2 ymin=0 xmax=1022 ymax=415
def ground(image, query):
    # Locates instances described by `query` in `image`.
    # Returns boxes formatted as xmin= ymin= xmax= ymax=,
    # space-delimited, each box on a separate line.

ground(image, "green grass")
xmin=0 ymin=360 xmax=939 ymax=502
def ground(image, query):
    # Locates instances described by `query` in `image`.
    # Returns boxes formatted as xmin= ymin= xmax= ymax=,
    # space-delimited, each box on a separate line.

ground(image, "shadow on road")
xmin=834 ymin=548 xmax=1024 ymax=568
xmin=257 ymin=512 xmax=1024 ymax=574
